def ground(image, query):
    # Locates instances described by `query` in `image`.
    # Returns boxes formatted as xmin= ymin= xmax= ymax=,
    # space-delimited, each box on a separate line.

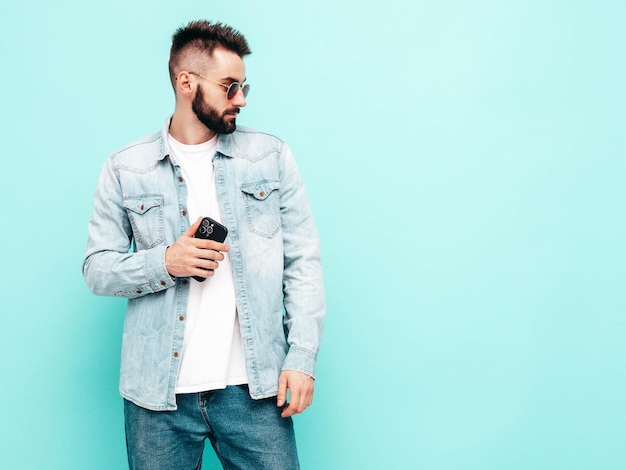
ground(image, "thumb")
xmin=183 ymin=217 xmax=204 ymax=237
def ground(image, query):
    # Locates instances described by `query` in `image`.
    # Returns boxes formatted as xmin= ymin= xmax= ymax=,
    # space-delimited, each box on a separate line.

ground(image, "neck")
xmin=169 ymin=105 xmax=216 ymax=145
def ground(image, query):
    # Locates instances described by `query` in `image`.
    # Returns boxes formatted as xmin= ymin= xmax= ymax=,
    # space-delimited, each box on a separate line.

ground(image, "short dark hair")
xmin=168 ymin=20 xmax=251 ymax=87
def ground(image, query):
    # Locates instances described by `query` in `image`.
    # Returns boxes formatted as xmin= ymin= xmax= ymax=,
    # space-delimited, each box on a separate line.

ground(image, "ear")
xmin=176 ymin=71 xmax=193 ymax=96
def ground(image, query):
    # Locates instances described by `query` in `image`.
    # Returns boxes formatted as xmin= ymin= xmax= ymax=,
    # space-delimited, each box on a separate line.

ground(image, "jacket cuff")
xmin=145 ymin=245 xmax=176 ymax=292
xmin=281 ymin=346 xmax=318 ymax=379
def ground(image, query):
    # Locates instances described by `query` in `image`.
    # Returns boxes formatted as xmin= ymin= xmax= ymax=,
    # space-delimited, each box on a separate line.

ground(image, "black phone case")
xmin=192 ymin=217 xmax=228 ymax=282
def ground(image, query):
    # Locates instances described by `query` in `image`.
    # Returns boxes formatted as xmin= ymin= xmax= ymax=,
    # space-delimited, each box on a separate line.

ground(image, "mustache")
xmin=224 ymin=108 xmax=240 ymax=115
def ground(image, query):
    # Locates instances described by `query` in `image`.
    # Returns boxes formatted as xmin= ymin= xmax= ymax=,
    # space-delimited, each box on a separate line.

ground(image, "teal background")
xmin=1 ymin=0 xmax=624 ymax=468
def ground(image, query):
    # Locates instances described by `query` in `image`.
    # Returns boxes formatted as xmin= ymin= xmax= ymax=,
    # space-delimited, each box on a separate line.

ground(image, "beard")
xmin=192 ymin=84 xmax=240 ymax=134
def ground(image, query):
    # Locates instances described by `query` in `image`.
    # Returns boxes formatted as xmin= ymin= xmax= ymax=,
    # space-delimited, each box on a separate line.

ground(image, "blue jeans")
xmin=124 ymin=385 xmax=299 ymax=469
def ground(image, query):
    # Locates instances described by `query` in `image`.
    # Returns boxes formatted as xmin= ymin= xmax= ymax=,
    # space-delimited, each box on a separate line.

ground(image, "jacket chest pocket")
xmin=240 ymin=180 xmax=280 ymax=238
xmin=123 ymin=194 xmax=164 ymax=249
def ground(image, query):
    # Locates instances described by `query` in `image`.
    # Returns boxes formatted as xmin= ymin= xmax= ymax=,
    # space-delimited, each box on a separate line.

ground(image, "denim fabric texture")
xmin=124 ymin=385 xmax=299 ymax=469
xmin=83 ymin=118 xmax=325 ymax=411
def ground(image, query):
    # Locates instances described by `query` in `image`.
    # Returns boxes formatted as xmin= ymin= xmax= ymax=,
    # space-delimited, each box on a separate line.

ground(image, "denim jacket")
xmin=83 ymin=118 xmax=325 ymax=411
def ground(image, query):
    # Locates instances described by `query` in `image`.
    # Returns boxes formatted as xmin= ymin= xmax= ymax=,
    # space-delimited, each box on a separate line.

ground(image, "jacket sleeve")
xmin=278 ymin=144 xmax=326 ymax=378
xmin=82 ymin=156 xmax=175 ymax=299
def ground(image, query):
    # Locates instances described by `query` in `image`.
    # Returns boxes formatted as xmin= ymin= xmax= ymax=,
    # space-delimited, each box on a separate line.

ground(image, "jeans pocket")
xmin=241 ymin=180 xmax=280 ymax=238
xmin=123 ymin=194 xmax=164 ymax=249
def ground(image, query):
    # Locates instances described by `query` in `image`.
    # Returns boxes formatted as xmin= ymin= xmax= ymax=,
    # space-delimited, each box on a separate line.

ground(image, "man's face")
xmin=192 ymin=84 xmax=240 ymax=134
xmin=191 ymin=48 xmax=247 ymax=134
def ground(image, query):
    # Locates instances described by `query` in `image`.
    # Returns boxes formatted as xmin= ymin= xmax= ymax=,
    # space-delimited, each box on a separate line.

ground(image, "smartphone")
xmin=192 ymin=216 xmax=228 ymax=282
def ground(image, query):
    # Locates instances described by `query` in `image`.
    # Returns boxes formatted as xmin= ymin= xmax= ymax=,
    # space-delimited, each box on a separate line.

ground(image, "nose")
xmin=231 ymin=87 xmax=247 ymax=107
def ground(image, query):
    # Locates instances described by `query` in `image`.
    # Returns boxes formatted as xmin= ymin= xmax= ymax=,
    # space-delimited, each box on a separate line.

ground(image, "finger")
xmin=280 ymin=380 xmax=305 ymax=418
xmin=191 ymin=267 xmax=215 ymax=279
xmin=281 ymin=400 xmax=304 ymax=418
xmin=191 ymin=249 xmax=225 ymax=266
xmin=277 ymin=373 xmax=288 ymax=407
xmin=194 ymin=240 xmax=229 ymax=255
xmin=183 ymin=217 xmax=204 ymax=237
xmin=295 ymin=385 xmax=312 ymax=413
xmin=194 ymin=259 xmax=220 ymax=272
xmin=282 ymin=392 xmax=302 ymax=418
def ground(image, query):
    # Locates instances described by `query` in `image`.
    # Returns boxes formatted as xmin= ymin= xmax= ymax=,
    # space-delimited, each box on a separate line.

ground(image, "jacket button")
xmin=182 ymin=280 xmax=188 ymax=285
xmin=136 ymin=290 xmax=142 ymax=294
xmin=178 ymin=176 xmax=183 ymax=182
xmin=179 ymin=316 xmax=184 ymax=321
xmin=182 ymin=210 xmax=187 ymax=216
xmin=160 ymin=280 xmax=166 ymax=286
xmin=173 ymin=352 xmax=179 ymax=358
xmin=259 ymin=191 xmax=265 ymax=197
xmin=140 ymin=204 xmax=144 ymax=211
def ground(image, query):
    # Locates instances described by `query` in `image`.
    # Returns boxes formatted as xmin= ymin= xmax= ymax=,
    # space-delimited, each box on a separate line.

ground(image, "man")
xmin=83 ymin=20 xmax=325 ymax=469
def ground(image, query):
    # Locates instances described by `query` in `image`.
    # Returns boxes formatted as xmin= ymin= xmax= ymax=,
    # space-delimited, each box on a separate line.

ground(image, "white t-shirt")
xmin=168 ymin=133 xmax=248 ymax=393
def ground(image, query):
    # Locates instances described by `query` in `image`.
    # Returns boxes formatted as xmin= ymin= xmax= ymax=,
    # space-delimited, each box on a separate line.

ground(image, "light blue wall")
xmin=2 ymin=1 xmax=624 ymax=468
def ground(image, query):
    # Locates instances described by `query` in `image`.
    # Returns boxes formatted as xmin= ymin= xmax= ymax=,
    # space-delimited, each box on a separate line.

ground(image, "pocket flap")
xmin=123 ymin=195 xmax=163 ymax=215
xmin=240 ymin=180 xmax=280 ymax=201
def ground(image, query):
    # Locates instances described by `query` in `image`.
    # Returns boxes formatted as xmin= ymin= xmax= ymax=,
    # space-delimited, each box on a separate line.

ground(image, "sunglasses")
xmin=188 ymin=71 xmax=250 ymax=100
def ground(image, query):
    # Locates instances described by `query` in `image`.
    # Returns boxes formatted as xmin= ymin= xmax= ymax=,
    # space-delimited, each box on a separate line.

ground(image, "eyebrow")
xmin=221 ymin=76 xmax=247 ymax=84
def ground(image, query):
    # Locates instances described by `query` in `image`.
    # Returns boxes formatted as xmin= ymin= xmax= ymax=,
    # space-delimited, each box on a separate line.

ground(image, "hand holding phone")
xmin=192 ymin=217 xmax=228 ymax=282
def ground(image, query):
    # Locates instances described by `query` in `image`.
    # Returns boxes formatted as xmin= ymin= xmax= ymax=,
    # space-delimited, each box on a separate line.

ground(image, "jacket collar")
xmin=159 ymin=115 xmax=236 ymax=161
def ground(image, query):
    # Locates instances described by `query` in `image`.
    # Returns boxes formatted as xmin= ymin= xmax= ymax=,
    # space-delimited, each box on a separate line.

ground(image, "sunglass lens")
xmin=227 ymin=84 xmax=239 ymax=100
xmin=226 ymin=83 xmax=250 ymax=99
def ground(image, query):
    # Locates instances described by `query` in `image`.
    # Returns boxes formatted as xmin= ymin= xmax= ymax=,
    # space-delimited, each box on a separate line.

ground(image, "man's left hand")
xmin=277 ymin=370 xmax=314 ymax=418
